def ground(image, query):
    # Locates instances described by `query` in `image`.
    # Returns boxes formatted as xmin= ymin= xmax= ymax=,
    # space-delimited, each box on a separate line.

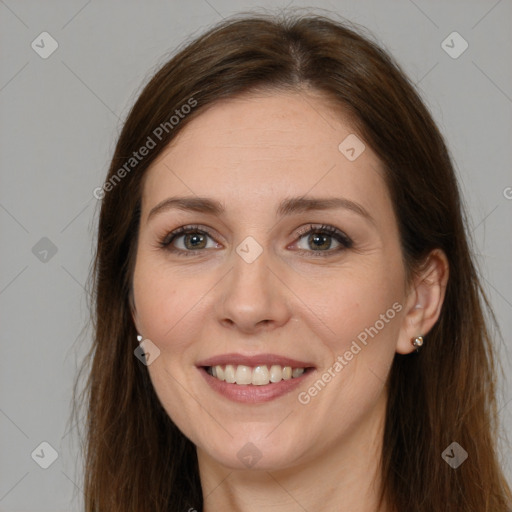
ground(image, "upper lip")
xmin=197 ymin=353 xmax=315 ymax=368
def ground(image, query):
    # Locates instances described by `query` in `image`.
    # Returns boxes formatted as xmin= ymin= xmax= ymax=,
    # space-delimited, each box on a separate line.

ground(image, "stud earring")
xmin=137 ymin=334 xmax=143 ymax=342
xmin=412 ymin=335 xmax=424 ymax=352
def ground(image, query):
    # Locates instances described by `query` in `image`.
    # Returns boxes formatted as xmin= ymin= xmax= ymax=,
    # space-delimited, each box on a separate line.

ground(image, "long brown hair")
xmin=73 ymin=11 xmax=512 ymax=511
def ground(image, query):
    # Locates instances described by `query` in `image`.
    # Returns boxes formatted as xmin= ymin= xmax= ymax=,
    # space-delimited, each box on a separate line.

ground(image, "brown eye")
xmin=294 ymin=224 xmax=353 ymax=255
xmin=306 ymin=232 xmax=334 ymax=251
xmin=182 ymin=232 xmax=208 ymax=250
xmin=160 ymin=225 xmax=220 ymax=254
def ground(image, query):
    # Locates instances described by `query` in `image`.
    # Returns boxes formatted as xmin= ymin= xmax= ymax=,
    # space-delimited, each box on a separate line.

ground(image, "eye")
xmin=159 ymin=225 xmax=221 ymax=255
xmin=292 ymin=224 xmax=353 ymax=256
xmin=158 ymin=223 xmax=353 ymax=257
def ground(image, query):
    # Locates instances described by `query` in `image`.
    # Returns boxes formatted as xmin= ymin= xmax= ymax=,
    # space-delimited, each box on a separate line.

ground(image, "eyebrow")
xmin=147 ymin=195 xmax=375 ymax=224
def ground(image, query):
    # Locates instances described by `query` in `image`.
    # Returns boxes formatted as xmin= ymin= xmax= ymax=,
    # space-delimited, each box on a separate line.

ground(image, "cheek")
xmin=305 ymin=263 xmax=404 ymax=352
xmin=297 ymin=260 xmax=404 ymax=412
xmin=292 ymin=272 xmax=403 ymax=444
xmin=132 ymin=259 xmax=212 ymax=428
xmin=131 ymin=258 xmax=206 ymax=360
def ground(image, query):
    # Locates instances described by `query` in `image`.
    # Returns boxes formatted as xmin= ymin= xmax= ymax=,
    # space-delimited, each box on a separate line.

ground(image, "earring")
xmin=412 ymin=335 xmax=424 ymax=352
xmin=137 ymin=334 xmax=143 ymax=342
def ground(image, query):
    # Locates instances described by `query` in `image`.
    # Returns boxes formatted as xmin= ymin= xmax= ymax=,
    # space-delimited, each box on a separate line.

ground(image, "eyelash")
xmin=158 ymin=224 xmax=353 ymax=258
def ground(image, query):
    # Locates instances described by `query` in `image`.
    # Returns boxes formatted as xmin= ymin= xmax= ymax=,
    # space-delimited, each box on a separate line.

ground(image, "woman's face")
xmin=132 ymin=91 xmax=416 ymax=471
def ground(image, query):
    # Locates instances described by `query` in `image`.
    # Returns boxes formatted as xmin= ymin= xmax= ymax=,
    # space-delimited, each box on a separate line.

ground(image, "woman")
xmin=75 ymin=12 xmax=512 ymax=511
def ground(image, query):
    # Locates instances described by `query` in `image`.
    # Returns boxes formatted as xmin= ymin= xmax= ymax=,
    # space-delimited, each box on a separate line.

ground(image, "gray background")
xmin=1 ymin=0 xmax=511 ymax=510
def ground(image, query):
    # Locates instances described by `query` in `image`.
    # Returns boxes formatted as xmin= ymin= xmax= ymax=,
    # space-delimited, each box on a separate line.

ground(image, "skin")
xmin=131 ymin=90 xmax=449 ymax=512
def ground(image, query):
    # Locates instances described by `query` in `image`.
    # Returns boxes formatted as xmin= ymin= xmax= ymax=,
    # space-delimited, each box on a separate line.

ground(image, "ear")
xmin=396 ymin=249 xmax=449 ymax=355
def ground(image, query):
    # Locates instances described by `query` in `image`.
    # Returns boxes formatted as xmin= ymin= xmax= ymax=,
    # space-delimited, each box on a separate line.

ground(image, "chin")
xmin=195 ymin=427 xmax=306 ymax=471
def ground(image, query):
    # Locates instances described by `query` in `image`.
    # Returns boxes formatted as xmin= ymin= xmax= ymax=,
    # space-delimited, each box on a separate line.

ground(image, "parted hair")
xmin=73 ymin=11 xmax=512 ymax=511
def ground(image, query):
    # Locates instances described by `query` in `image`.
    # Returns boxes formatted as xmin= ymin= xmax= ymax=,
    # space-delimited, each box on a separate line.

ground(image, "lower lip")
xmin=198 ymin=367 xmax=313 ymax=403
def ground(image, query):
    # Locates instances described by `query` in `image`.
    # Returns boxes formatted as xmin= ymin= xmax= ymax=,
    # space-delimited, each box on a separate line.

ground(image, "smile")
xmin=197 ymin=353 xmax=315 ymax=403
xmin=206 ymin=364 xmax=306 ymax=385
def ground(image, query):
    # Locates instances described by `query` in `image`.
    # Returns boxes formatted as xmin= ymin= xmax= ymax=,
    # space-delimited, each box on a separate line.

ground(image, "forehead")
xmin=152 ymin=91 xmax=361 ymax=168
xmin=141 ymin=91 xmax=389 ymax=219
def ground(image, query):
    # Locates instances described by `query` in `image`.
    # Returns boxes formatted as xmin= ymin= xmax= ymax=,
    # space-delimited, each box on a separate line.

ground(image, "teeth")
xmin=269 ymin=364 xmax=282 ymax=383
xmin=235 ymin=365 xmax=252 ymax=385
xmin=252 ymin=365 xmax=269 ymax=386
xmin=207 ymin=364 xmax=307 ymax=385
xmin=292 ymin=368 xmax=305 ymax=378
xmin=224 ymin=364 xmax=236 ymax=383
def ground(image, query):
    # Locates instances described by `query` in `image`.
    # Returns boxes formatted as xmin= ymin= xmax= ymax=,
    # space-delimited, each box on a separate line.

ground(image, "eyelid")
xmin=160 ymin=224 xmax=217 ymax=247
xmin=290 ymin=223 xmax=353 ymax=254
xmin=294 ymin=223 xmax=350 ymax=242
xmin=159 ymin=223 xmax=353 ymax=256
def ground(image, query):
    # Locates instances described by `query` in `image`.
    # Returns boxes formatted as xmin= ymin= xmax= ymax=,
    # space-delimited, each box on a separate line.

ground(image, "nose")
xmin=215 ymin=247 xmax=292 ymax=335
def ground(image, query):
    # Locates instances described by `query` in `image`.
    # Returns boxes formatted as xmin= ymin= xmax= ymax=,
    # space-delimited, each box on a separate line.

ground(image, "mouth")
xmin=204 ymin=364 xmax=309 ymax=385
xmin=196 ymin=354 xmax=315 ymax=403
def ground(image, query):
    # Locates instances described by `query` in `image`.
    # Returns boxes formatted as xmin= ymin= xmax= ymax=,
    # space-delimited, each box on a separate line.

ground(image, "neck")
xmin=198 ymin=389 xmax=390 ymax=512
